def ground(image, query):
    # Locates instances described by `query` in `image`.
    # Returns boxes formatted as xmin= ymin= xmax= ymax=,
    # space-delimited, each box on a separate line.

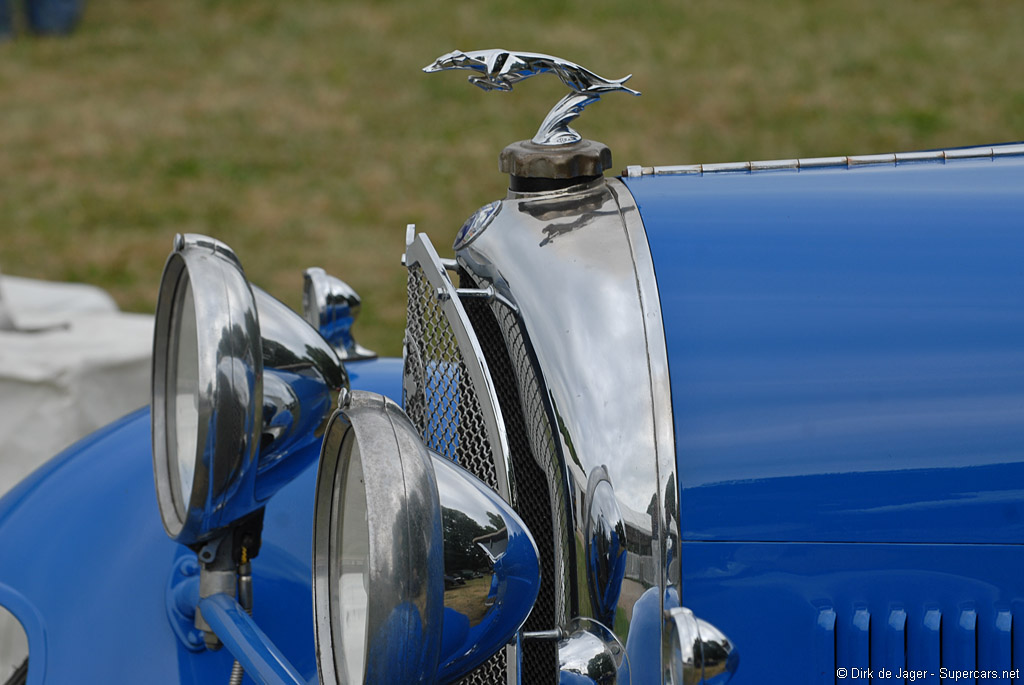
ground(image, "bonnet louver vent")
xmin=816 ymin=605 xmax=1015 ymax=683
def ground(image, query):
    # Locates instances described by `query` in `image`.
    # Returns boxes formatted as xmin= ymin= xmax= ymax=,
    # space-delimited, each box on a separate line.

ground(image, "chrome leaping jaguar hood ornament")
xmin=424 ymin=49 xmax=640 ymax=146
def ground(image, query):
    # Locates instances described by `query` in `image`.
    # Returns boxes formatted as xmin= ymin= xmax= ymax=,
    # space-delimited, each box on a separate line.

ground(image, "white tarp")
xmin=0 ymin=276 xmax=152 ymax=495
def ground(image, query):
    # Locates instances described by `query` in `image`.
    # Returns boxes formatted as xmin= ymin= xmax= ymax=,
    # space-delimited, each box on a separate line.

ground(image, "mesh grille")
xmin=403 ymin=262 xmax=508 ymax=683
xmin=403 ymin=264 xmax=499 ymax=490
xmin=489 ymin=301 xmax=573 ymax=622
xmin=455 ymin=651 xmax=507 ymax=685
xmin=460 ymin=270 xmax=563 ymax=684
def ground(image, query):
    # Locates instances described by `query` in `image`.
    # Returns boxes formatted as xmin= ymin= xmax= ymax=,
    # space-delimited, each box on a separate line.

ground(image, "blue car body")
xmin=627 ymin=152 xmax=1024 ymax=682
xmin=1 ymin=148 xmax=1023 ymax=683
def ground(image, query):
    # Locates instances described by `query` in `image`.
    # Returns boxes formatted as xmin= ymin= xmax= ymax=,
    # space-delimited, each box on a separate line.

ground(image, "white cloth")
xmin=0 ymin=276 xmax=152 ymax=495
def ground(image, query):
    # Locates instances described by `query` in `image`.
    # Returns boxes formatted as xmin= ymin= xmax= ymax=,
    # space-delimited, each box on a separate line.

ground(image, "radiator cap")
xmin=500 ymin=139 xmax=612 ymax=192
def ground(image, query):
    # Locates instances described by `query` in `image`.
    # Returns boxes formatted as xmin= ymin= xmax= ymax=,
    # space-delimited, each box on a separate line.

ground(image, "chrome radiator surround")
xmin=455 ymin=177 xmax=679 ymax=674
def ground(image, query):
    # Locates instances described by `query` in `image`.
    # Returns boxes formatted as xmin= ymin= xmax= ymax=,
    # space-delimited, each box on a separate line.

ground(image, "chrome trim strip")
xmin=701 ymin=161 xmax=750 ymax=173
xmin=848 ymin=153 xmax=896 ymax=166
xmin=650 ymin=164 xmax=702 ymax=175
xmin=993 ymin=143 xmax=1024 ymax=157
xmin=405 ymin=232 xmax=514 ymax=504
xmin=944 ymin=146 xmax=992 ymax=159
xmin=627 ymin=142 xmax=1024 ymax=176
xmin=798 ymin=156 xmax=848 ymax=168
xmin=750 ymin=158 xmax=799 ymax=171
xmin=895 ymin=150 xmax=944 ymax=163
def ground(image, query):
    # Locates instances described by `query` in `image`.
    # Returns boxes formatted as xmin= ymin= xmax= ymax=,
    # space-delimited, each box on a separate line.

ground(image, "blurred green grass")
xmin=2 ymin=0 xmax=1023 ymax=356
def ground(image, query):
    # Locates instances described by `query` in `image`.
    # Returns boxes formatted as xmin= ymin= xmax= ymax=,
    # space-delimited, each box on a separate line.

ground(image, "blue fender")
xmin=0 ymin=358 xmax=402 ymax=684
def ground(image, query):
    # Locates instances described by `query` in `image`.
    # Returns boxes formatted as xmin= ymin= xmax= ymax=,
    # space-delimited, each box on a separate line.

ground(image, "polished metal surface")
xmin=665 ymin=608 xmax=701 ymax=685
xmin=152 ymin=234 xmax=263 ymax=545
xmin=583 ymin=467 xmax=627 ymax=631
xmin=557 ymin=618 xmax=628 ymax=684
xmin=453 ymin=201 xmax=502 ymax=251
xmin=432 ymin=451 xmax=540 ymax=682
xmin=153 ymin=234 xmax=347 ymax=544
xmin=664 ymin=608 xmax=739 ymax=685
xmin=403 ymin=231 xmax=513 ymax=503
xmin=423 ymin=49 xmax=639 ymax=146
xmin=626 ymin=141 xmax=1024 ymax=176
xmin=250 ymin=286 xmax=348 ymax=502
xmin=302 ymin=267 xmax=377 ymax=361
xmin=456 ymin=177 xmax=675 ymax=671
xmin=694 ymin=618 xmax=738 ymax=685
xmin=252 ymin=286 xmax=348 ymax=394
xmin=313 ymin=391 xmax=444 ymax=685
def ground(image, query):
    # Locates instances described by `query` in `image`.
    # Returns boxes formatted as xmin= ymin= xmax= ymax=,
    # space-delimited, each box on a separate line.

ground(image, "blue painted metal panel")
xmin=0 ymin=357 xmax=403 ymax=684
xmin=625 ymin=156 xmax=1024 ymax=544
xmin=681 ymin=540 xmax=1024 ymax=685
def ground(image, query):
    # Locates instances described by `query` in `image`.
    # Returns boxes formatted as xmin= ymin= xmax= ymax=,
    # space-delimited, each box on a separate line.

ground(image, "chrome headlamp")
xmin=152 ymin=234 xmax=263 ymax=545
xmin=153 ymin=234 xmax=348 ymax=547
xmin=313 ymin=391 xmax=540 ymax=683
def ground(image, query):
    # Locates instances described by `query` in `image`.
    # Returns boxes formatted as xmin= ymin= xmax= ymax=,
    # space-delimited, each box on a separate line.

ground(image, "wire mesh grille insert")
xmin=404 ymin=263 xmax=499 ymax=490
xmin=461 ymin=269 xmax=563 ymax=684
xmin=403 ymin=233 xmax=514 ymax=682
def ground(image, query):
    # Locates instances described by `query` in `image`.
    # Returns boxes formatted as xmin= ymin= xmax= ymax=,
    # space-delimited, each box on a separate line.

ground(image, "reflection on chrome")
xmin=152 ymin=234 xmax=263 ymax=545
xmin=694 ymin=618 xmax=739 ymax=685
xmin=313 ymin=392 xmax=444 ymax=685
xmin=302 ymin=267 xmax=377 ymax=361
xmin=153 ymin=234 xmax=349 ymax=545
xmin=422 ymin=49 xmax=639 ymax=146
xmin=431 ymin=453 xmax=539 ymax=682
xmin=558 ymin=617 xmax=629 ymax=684
xmin=665 ymin=607 xmax=738 ymax=685
xmin=251 ymin=287 xmax=347 ymax=502
xmin=585 ymin=467 xmax=628 ymax=631
xmin=457 ymin=178 xmax=677 ymax=664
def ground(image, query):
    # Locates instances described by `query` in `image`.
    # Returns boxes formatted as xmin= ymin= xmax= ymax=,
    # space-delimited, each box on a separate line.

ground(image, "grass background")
xmin=2 ymin=0 xmax=1023 ymax=356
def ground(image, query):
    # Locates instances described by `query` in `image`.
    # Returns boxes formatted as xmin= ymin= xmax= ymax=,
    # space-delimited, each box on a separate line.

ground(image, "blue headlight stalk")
xmin=313 ymin=390 xmax=541 ymax=684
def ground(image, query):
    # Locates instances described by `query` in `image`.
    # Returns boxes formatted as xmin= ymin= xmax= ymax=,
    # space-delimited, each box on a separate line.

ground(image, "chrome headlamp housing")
xmin=313 ymin=391 xmax=444 ymax=683
xmin=152 ymin=234 xmax=263 ymax=545
xmin=313 ymin=390 xmax=540 ymax=684
xmin=153 ymin=233 xmax=348 ymax=547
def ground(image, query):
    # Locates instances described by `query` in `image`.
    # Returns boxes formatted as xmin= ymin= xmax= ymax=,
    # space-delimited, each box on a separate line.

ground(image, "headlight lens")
xmin=331 ymin=433 xmax=370 ymax=681
xmin=167 ymin=272 xmax=199 ymax=521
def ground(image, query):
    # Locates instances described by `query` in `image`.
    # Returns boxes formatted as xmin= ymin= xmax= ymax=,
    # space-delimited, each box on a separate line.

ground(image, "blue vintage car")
xmin=1 ymin=49 xmax=1023 ymax=684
